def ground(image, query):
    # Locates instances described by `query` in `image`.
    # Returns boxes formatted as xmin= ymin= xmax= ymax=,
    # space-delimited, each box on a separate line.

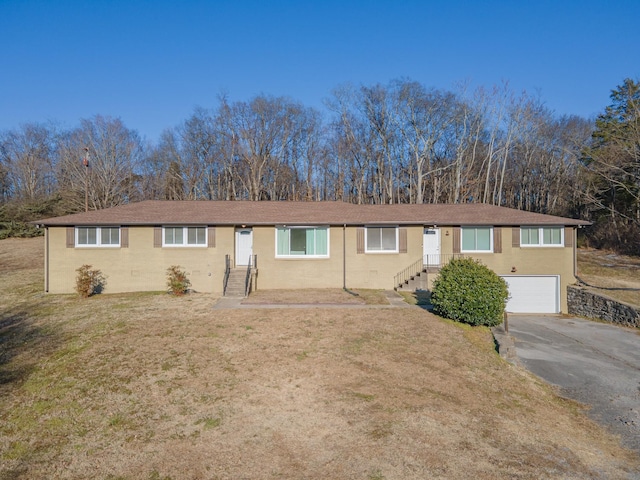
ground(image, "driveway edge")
xmin=491 ymin=324 xmax=520 ymax=365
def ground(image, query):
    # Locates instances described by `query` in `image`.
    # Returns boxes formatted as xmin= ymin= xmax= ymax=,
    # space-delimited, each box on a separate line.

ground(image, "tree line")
xmin=1 ymin=78 xmax=638 ymax=254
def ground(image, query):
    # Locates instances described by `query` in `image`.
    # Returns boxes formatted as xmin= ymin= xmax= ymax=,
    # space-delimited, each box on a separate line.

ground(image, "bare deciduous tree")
xmin=9 ymin=77 xmax=639 ymax=254
xmin=56 ymin=116 xmax=143 ymax=211
xmin=0 ymin=123 xmax=56 ymax=201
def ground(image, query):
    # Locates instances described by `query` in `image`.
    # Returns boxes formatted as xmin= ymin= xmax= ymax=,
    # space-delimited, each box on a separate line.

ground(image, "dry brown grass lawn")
xmin=577 ymin=248 xmax=640 ymax=307
xmin=242 ymin=288 xmax=389 ymax=305
xmin=1 ymin=237 xmax=639 ymax=479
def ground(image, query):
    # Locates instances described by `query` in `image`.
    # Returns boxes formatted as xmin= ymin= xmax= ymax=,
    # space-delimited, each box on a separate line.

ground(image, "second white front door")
xmin=235 ymin=228 xmax=253 ymax=266
xmin=423 ymin=228 xmax=441 ymax=266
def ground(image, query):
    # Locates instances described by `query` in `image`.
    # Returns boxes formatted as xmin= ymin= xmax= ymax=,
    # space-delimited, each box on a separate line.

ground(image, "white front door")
xmin=423 ymin=228 xmax=441 ymax=266
xmin=235 ymin=228 xmax=253 ymax=266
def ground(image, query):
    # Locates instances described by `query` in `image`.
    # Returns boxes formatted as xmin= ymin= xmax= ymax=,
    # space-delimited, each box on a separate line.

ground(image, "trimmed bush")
xmin=75 ymin=265 xmax=106 ymax=298
xmin=166 ymin=265 xmax=191 ymax=295
xmin=431 ymin=257 xmax=509 ymax=327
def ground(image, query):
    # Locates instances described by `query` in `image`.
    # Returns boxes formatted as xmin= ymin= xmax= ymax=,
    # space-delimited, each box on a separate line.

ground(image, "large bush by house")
xmin=431 ymin=258 xmax=509 ymax=327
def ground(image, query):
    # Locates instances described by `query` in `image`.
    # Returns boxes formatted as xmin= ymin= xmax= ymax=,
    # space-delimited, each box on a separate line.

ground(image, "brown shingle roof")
xmin=35 ymin=200 xmax=590 ymax=227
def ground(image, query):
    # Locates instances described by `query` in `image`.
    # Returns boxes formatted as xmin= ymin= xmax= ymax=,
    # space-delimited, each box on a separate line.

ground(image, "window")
xmin=276 ymin=226 xmax=328 ymax=257
xmin=163 ymin=226 xmax=206 ymax=246
xmin=76 ymin=227 xmax=120 ymax=247
xmin=365 ymin=226 xmax=398 ymax=253
xmin=521 ymin=227 xmax=563 ymax=246
xmin=461 ymin=227 xmax=492 ymax=252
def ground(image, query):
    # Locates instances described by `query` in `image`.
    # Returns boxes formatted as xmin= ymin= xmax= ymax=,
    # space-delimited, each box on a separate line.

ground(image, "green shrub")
xmin=431 ymin=257 xmax=509 ymax=327
xmin=166 ymin=265 xmax=191 ymax=295
xmin=75 ymin=265 xmax=106 ymax=298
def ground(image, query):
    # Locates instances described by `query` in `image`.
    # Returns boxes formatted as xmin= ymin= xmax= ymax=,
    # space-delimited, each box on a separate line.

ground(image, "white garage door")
xmin=500 ymin=275 xmax=559 ymax=314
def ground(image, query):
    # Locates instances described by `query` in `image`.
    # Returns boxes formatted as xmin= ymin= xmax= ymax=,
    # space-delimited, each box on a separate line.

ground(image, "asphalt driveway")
xmin=506 ymin=315 xmax=640 ymax=454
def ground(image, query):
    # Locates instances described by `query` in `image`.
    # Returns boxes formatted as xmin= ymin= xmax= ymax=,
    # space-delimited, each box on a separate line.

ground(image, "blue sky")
xmin=1 ymin=0 xmax=639 ymax=143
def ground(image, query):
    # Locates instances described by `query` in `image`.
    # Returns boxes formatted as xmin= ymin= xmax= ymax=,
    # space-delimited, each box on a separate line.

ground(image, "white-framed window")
xmin=276 ymin=226 xmax=329 ymax=258
xmin=76 ymin=227 xmax=120 ymax=247
xmin=461 ymin=227 xmax=493 ymax=252
xmin=365 ymin=226 xmax=398 ymax=253
xmin=521 ymin=226 xmax=564 ymax=247
xmin=163 ymin=226 xmax=206 ymax=247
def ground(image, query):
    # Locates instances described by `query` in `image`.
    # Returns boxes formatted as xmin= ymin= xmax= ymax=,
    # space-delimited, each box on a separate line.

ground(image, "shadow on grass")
xmin=0 ymin=466 xmax=29 ymax=480
xmin=400 ymin=289 xmax=433 ymax=310
xmin=0 ymin=305 xmax=59 ymax=391
xmin=415 ymin=289 xmax=432 ymax=306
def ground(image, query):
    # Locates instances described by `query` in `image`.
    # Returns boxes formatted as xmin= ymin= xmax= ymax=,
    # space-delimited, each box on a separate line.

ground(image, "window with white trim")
xmin=461 ymin=227 xmax=493 ymax=252
xmin=76 ymin=227 xmax=120 ymax=247
xmin=276 ymin=226 xmax=329 ymax=257
xmin=521 ymin=227 xmax=563 ymax=246
xmin=163 ymin=226 xmax=206 ymax=246
xmin=365 ymin=226 xmax=398 ymax=253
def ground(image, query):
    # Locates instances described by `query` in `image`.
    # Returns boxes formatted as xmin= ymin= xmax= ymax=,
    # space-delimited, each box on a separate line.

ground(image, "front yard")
xmin=1 ymin=237 xmax=638 ymax=479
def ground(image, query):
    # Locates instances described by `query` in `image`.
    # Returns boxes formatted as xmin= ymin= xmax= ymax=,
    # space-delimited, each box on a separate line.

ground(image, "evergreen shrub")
xmin=431 ymin=257 xmax=509 ymax=327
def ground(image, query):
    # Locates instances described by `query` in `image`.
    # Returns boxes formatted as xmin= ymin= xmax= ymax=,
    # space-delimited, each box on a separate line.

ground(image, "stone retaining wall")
xmin=567 ymin=285 xmax=640 ymax=328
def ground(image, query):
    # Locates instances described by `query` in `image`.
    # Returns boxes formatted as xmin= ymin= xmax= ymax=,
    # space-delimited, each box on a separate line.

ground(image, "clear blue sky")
xmin=1 ymin=0 xmax=639 ymax=143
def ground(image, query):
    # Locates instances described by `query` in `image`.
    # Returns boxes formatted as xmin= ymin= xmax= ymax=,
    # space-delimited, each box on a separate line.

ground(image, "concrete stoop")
xmin=396 ymin=267 xmax=440 ymax=293
xmin=396 ymin=271 xmax=428 ymax=292
xmin=224 ymin=268 xmax=248 ymax=297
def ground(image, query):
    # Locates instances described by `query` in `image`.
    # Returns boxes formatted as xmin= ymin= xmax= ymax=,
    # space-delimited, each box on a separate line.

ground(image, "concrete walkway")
xmin=212 ymin=290 xmax=411 ymax=310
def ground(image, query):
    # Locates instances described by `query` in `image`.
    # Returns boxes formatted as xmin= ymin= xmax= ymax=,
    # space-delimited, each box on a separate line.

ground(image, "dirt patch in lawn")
xmin=1 ymin=238 xmax=639 ymax=479
xmin=577 ymin=248 xmax=640 ymax=307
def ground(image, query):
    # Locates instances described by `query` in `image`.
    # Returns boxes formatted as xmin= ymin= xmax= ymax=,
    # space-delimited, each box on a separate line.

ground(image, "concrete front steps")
xmin=395 ymin=267 xmax=440 ymax=293
xmin=224 ymin=268 xmax=249 ymax=297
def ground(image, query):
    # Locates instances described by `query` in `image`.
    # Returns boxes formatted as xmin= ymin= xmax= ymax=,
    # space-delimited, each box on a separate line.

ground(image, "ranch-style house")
xmin=36 ymin=200 xmax=589 ymax=314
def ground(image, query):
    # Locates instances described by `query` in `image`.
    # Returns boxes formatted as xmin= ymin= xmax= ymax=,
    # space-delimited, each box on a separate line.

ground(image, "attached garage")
xmin=501 ymin=275 xmax=560 ymax=314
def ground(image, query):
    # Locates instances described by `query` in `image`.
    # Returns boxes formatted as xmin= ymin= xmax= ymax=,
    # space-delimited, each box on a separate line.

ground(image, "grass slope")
xmin=1 ymin=238 xmax=638 ymax=479
xmin=577 ymin=249 xmax=640 ymax=308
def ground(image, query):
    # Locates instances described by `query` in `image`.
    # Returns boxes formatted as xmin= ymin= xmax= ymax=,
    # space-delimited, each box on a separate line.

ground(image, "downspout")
xmin=44 ymin=226 xmax=49 ymax=292
xmin=343 ymin=224 xmax=346 ymax=290
xmin=573 ymin=227 xmax=578 ymax=279
xmin=342 ymin=224 xmax=360 ymax=297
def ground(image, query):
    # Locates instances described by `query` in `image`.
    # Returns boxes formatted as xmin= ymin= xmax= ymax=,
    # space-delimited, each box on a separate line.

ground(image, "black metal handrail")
xmin=394 ymin=253 xmax=465 ymax=289
xmin=394 ymin=256 xmax=424 ymax=288
xmin=423 ymin=253 xmax=465 ymax=268
xmin=244 ymin=254 xmax=257 ymax=297
xmin=223 ymin=254 xmax=230 ymax=296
